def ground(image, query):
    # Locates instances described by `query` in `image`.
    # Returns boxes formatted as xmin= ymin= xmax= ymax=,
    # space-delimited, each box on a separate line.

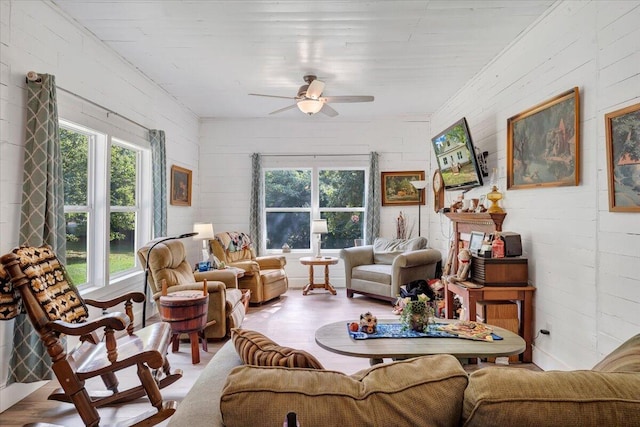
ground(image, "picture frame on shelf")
xmin=475 ymin=195 xmax=486 ymax=212
xmin=468 ymin=231 xmax=485 ymax=256
xmin=170 ymin=165 xmax=192 ymax=206
xmin=381 ymin=171 xmax=425 ymax=206
xmin=507 ymin=87 xmax=580 ymax=190
xmin=605 ymin=102 xmax=640 ymax=212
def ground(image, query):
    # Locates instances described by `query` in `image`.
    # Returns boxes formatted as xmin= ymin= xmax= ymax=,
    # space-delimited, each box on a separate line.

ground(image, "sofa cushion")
xmin=221 ymin=354 xmax=468 ymax=427
xmin=373 ymin=237 xmax=427 ymax=264
xmin=231 ymin=328 xmax=323 ymax=369
xmin=463 ymin=368 xmax=640 ymax=427
xmin=592 ymin=333 xmax=640 ymax=373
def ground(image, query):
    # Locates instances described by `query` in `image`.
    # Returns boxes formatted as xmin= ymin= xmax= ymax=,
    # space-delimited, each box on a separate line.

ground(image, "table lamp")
xmin=193 ymin=223 xmax=215 ymax=262
xmin=142 ymin=231 xmax=198 ymax=327
xmin=410 ymin=180 xmax=427 ymax=237
xmin=311 ymin=219 xmax=328 ymax=258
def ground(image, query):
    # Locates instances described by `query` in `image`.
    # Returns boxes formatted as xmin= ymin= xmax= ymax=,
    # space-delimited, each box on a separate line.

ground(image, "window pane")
xmin=110 ymin=145 xmax=137 ymax=207
xmin=66 ymin=212 xmax=87 ymax=285
xmin=319 ymin=170 xmax=365 ymax=208
xmin=265 ymin=170 xmax=311 ymax=208
xmin=323 ymin=212 xmax=364 ymax=249
xmin=266 ymin=212 xmax=310 ymax=249
xmin=110 ymin=212 xmax=135 ymax=274
xmin=61 ymin=128 xmax=88 ymax=205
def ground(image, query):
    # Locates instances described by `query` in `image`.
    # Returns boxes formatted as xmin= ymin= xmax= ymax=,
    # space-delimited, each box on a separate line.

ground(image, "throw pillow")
xmin=591 ymin=333 xmax=640 ymax=372
xmin=231 ymin=328 xmax=324 ymax=369
xmin=373 ymin=236 xmax=428 ymax=264
xmin=221 ymin=354 xmax=468 ymax=427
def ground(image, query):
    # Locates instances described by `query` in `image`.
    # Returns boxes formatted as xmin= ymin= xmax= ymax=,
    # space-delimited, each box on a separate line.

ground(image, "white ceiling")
xmin=51 ymin=0 xmax=556 ymax=119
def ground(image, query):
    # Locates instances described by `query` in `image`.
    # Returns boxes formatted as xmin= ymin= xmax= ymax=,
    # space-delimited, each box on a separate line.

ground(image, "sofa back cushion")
xmin=231 ymin=328 xmax=324 ymax=369
xmin=463 ymin=368 xmax=640 ymax=427
xmin=221 ymin=354 xmax=468 ymax=427
xmin=373 ymin=236 xmax=427 ymax=264
xmin=592 ymin=333 xmax=640 ymax=373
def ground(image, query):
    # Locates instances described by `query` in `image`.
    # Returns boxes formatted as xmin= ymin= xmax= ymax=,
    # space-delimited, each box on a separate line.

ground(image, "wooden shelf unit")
xmin=444 ymin=212 xmax=506 ymax=272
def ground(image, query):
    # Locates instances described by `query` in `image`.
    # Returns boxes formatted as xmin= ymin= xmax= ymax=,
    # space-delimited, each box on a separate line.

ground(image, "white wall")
xmin=428 ymin=0 xmax=640 ymax=371
xmin=0 ymin=0 xmax=200 ymax=410
xmin=198 ymin=117 xmax=431 ymax=286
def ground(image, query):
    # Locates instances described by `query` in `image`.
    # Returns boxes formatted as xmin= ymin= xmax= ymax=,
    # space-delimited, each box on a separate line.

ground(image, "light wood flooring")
xmin=0 ymin=288 xmax=540 ymax=426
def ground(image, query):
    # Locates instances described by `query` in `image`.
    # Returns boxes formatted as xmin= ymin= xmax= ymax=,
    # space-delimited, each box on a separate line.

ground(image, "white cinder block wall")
xmin=428 ymin=1 xmax=640 ymax=371
xmin=0 ymin=1 xmax=200 ymax=410
xmin=197 ymin=117 xmax=431 ymax=287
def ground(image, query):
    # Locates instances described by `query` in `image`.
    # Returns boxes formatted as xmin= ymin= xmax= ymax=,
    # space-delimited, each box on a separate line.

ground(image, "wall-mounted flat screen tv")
xmin=431 ymin=117 xmax=484 ymax=191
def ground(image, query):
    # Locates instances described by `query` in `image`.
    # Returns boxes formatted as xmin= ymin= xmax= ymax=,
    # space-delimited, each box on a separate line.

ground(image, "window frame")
xmin=262 ymin=164 xmax=367 ymax=255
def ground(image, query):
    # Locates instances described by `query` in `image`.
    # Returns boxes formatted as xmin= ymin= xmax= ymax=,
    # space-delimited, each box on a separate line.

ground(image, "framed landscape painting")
xmin=381 ymin=171 xmax=425 ymax=206
xmin=170 ymin=165 xmax=192 ymax=206
xmin=605 ymin=102 xmax=640 ymax=212
xmin=507 ymin=87 xmax=580 ymax=190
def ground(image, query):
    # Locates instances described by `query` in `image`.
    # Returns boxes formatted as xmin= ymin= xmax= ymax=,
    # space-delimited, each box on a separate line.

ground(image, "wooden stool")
xmin=158 ymin=280 xmax=214 ymax=364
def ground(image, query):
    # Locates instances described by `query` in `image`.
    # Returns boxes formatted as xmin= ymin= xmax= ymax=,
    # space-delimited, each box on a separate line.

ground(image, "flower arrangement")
xmin=399 ymin=293 xmax=436 ymax=332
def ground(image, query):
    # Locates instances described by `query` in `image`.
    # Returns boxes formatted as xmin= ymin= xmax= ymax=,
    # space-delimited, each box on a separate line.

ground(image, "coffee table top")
xmin=315 ymin=319 xmax=525 ymax=360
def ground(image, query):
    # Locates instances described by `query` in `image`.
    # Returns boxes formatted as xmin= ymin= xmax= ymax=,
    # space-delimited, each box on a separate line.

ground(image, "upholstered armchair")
xmin=210 ymin=232 xmax=288 ymax=304
xmin=340 ymin=237 xmax=442 ymax=303
xmin=137 ymin=239 xmax=245 ymax=339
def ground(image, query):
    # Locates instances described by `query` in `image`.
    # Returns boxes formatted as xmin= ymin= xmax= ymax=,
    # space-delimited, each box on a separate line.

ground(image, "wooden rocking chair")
xmin=0 ymin=245 xmax=183 ymax=426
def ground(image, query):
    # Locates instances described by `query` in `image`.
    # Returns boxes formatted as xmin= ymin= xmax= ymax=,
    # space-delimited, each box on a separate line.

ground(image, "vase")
xmin=409 ymin=314 xmax=428 ymax=332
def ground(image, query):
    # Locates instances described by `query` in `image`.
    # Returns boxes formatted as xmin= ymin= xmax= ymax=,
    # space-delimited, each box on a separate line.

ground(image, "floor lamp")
xmin=142 ymin=232 xmax=198 ymax=327
xmin=410 ymin=180 xmax=428 ymax=237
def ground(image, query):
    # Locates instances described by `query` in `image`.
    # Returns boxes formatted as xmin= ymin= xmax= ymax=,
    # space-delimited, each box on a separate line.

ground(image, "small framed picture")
xmin=476 ymin=195 xmax=486 ymax=212
xmin=170 ymin=165 xmax=192 ymax=206
xmin=468 ymin=231 xmax=485 ymax=256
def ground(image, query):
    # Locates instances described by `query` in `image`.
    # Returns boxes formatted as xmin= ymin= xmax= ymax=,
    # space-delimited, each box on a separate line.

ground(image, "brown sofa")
xmin=137 ymin=239 xmax=245 ymax=339
xmin=168 ymin=333 xmax=640 ymax=427
xmin=210 ymin=232 xmax=288 ymax=304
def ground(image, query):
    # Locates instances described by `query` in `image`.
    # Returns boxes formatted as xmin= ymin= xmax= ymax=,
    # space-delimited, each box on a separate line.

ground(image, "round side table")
xmin=300 ymin=256 xmax=339 ymax=295
xmin=159 ymin=290 xmax=212 ymax=364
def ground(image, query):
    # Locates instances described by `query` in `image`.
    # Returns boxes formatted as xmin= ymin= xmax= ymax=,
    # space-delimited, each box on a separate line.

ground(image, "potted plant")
xmin=399 ymin=293 xmax=436 ymax=332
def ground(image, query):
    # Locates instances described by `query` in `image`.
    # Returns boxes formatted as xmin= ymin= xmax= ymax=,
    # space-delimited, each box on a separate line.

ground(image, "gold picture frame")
xmin=170 ymin=165 xmax=192 ymax=206
xmin=507 ymin=87 xmax=580 ymax=189
xmin=605 ymin=102 xmax=640 ymax=212
xmin=381 ymin=171 xmax=425 ymax=206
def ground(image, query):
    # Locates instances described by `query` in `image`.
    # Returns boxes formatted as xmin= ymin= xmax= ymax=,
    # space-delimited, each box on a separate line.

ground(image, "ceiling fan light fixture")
xmin=297 ymin=99 xmax=323 ymax=115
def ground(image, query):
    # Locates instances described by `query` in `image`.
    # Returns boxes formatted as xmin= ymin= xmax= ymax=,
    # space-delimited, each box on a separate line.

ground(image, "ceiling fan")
xmin=249 ymin=75 xmax=374 ymax=117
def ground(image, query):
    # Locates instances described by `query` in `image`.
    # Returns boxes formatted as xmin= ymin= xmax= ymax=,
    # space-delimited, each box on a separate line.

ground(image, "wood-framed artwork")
xmin=507 ymin=87 xmax=580 ymax=190
xmin=381 ymin=171 xmax=425 ymax=206
xmin=605 ymin=102 xmax=640 ymax=212
xmin=170 ymin=165 xmax=192 ymax=206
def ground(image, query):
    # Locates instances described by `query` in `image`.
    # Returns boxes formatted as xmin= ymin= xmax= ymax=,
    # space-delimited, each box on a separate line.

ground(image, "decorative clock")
xmin=432 ymin=169 xmax=445 ymax=213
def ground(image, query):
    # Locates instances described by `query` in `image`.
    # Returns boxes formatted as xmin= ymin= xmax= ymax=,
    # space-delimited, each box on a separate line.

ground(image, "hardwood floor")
xmin=0 ymin=288 xmax=540 ymax=426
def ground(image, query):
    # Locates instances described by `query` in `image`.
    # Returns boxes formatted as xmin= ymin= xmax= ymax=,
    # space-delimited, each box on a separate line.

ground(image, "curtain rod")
xmin=259 ymin=153 xmax=369 ymax=158
xmin=26 ymin=71 xmax=150 ymax=132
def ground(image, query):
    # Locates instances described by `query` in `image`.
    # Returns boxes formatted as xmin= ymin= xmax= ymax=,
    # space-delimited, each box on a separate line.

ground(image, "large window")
xmin=61 ymin=120 xmax=150 ymax=287
xmin=264 ymin=167 xmax=366 ymax=252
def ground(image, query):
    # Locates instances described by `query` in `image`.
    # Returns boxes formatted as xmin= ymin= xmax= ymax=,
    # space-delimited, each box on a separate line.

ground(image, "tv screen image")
xmin=431 ymin=117 xmax=484 ymax=191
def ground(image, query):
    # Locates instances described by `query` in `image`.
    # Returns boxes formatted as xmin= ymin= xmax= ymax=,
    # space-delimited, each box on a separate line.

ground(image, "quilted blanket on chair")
xmin=218 ymin=232 xmax=252 ymax=253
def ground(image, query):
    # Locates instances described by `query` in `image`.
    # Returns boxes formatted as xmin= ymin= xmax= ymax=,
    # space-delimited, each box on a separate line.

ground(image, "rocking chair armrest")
xmin=84 ymin=292 xmax=146 ymax=309
xmin=49 ymin=312 xmax=130 ymax=336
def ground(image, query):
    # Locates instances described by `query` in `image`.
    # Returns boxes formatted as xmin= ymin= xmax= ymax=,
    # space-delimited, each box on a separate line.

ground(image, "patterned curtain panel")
xmin=365 ymin=152 xmax=381 ymax=244
xmin=149 ymin=129 xmax=167 ymax=238
xmin=249 ymin=153 xmax=263 ymax=256
xmin=10 ymin=73 xmax=65 ymax=383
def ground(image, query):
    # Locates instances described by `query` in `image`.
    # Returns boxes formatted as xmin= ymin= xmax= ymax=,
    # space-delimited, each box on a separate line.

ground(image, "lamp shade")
xmin=410 ymin=180 xmax=428 ymax=190
xmin=193 ymin=223 xmax=215 ymax=240
xmin=311 ymin=219 xmax=328 ymax=234
xmin=297 ymin=99 xmax=323 ymax=115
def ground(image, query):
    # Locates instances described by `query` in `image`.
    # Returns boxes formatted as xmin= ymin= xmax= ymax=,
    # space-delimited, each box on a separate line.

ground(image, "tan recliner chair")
xmin=210 ymin=232 xmax=288 ymax=304
xmin=138 ymin=239 xmax=245 ymax=339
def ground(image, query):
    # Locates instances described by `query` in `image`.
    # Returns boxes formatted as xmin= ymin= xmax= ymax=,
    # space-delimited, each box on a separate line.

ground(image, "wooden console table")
xmin=445 ymin=282 xmax=536 ymax=362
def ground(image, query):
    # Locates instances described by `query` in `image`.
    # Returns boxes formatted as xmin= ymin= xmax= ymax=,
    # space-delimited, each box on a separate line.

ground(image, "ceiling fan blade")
xmin=320 ymin=95 xmax=374 ymax=103
xmin=306 ymin=79 xmax=325 ymax=99
xmin=320 ymin=103 xmax=339 ymax=117
xmin=249 ymin=93 xmax=296 ymax=100
xmin=268 ymin=104 xmax=298 ymax=115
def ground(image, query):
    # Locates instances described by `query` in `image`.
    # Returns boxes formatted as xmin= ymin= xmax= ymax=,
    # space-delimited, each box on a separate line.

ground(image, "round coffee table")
xmin=315 ymin=319 xmax=525 ymax=364
xmin=300 ymin=256 xmax=338 ymax=295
